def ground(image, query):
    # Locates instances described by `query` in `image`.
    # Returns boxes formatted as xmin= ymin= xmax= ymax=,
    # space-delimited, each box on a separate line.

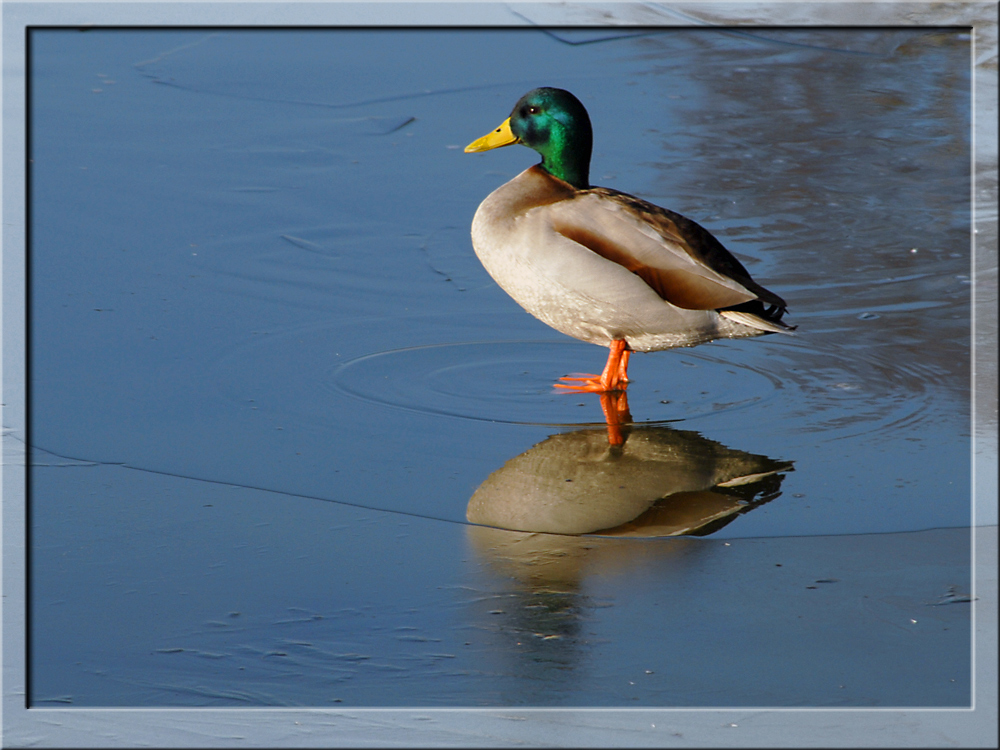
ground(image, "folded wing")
xmin=547 ymin=188 xmax=787 ymax=313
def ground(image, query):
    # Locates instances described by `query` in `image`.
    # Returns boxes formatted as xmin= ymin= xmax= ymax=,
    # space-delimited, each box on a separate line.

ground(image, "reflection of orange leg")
xmin=554 ymin=340 xmax=631 ymax=393
xmin=599 ymin=391 xmax=632 ymax=446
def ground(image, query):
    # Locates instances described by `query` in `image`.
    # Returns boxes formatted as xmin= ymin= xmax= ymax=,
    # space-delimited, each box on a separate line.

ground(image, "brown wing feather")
xmin=584 ymin=188 xmax=788 ymax=310
xmin=552 ymin=222 xmax=753 ymax=309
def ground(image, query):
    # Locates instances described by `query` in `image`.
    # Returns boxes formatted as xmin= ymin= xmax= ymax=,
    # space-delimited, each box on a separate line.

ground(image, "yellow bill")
xmin=464 ymin=117 xmax=518 ymax=153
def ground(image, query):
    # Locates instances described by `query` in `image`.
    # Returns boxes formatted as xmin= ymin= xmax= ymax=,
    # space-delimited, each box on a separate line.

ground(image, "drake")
xmin=465 ymin=87 xmax=793 ymax=393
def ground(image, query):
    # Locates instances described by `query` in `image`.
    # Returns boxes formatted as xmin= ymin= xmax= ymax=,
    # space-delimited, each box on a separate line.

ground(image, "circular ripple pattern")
xmin=205 ymin=314 xmax=962 ymax=447
xmin=328 ymin=340 xmax=783 ymax=426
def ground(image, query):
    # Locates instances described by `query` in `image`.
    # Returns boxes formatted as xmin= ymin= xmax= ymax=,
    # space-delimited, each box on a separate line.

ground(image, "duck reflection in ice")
xmin=463 ymin=395 xmax=792 ymax=687
xmin=467 ymin=392 xmax=792 ymax=538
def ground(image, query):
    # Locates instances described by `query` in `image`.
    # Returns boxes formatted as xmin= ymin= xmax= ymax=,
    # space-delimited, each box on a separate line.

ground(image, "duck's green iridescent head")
xmin=465 ymin=87 xmax=593 ymax=189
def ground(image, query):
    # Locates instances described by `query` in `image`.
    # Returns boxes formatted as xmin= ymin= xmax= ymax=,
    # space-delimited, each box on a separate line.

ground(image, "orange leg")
xmin=554 ymin=340 xmax=631 ymax=393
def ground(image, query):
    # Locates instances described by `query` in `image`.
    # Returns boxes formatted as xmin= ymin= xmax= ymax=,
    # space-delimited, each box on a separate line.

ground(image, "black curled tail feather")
xmin=718 ymin=299 xmax=796 ymax=333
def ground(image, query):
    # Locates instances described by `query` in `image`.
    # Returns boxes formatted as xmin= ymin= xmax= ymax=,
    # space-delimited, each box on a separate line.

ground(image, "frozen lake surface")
xmin=26 ymin=27 xmax=974 ymax=708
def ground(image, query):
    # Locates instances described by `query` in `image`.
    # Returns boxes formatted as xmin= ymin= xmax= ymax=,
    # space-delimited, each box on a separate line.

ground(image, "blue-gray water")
xmin=29 ymin=28 xmax=971 ymax=707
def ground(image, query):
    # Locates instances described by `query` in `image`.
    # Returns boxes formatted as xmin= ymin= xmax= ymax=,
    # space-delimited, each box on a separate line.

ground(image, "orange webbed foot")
xmin=552 ymin=340 xmax=631 ymax=394
xmin=554 ymin=373 xmax=612 ymax=393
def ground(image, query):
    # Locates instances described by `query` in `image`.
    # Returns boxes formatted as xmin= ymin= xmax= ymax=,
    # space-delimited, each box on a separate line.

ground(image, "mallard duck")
xmin=465 ymin=87 xmax=793 ymax=393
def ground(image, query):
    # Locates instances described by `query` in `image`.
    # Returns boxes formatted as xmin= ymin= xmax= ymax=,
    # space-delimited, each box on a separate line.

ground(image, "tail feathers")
xmin=719 ymin=308 xmax=796 ymax=335
xmin=717 ymin=465 xmax=794 ymax=488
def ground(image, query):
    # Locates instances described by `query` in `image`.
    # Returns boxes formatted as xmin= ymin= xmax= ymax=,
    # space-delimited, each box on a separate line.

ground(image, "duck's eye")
xmin=526 ymin=105 xmax=541 ymax=115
